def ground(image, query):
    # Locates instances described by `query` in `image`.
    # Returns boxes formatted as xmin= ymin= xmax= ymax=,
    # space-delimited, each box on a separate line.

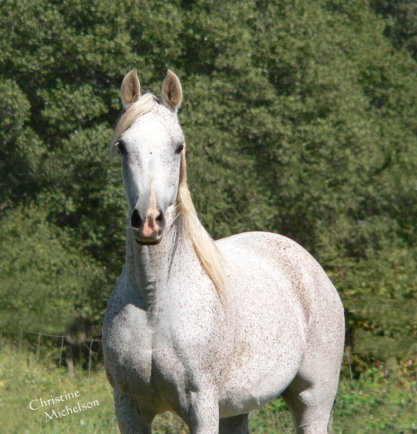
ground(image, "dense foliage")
xmin=0 ymin=0 xmax=415 ymax=377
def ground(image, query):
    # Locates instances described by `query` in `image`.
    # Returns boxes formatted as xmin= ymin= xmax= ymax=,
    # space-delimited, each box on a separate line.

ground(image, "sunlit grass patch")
xmin=1 ymin=343 xmax=415 ymax=433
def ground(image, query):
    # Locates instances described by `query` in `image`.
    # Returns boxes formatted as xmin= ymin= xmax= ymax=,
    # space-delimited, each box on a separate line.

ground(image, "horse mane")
xmin=111 ymin=93 xmax=226 ymax=302
xmin=177 ymin=153 xmax=226 ymax=304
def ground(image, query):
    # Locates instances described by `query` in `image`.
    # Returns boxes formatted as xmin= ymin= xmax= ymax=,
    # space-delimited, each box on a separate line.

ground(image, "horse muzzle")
xmin=130 ymin=208 xmax=165 ymax=246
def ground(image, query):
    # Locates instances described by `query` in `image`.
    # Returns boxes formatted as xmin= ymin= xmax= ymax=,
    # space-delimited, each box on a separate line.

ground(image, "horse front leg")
xmin=114 ymin=388 xmax=154 ymax=434
xmin=185 ymin=389 xmax=219 ymax=434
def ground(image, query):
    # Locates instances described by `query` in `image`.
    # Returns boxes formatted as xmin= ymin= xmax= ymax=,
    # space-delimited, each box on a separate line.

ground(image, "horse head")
xmin=114 ymin=69 xmax=184 ymax=245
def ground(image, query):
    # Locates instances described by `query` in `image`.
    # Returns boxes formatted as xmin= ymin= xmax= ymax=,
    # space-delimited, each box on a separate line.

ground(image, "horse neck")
xmin=124 ymin=204 xmax=190 ymax=310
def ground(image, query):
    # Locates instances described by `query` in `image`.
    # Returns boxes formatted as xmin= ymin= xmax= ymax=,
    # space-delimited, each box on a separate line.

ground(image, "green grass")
xmin=0 ymin=344 xmax=415 ymax=433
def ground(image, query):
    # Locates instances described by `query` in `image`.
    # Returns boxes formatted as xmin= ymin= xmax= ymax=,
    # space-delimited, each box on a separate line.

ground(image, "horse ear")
xmin=162 ymin=70 xmax=183 ymax=110
xmin=121 ymin=69 xmax=141 ymax=109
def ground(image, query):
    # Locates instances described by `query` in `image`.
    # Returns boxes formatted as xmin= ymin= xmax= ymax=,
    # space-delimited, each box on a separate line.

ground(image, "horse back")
xmin=216 ymin=231 xmax=343 ymax=320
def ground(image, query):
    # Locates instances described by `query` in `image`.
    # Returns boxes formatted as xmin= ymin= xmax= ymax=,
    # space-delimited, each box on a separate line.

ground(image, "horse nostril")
xmin=130 ymin=209 xmax=142 ymax=230
xmin=155 ymin=210 xmax=164 ymax=223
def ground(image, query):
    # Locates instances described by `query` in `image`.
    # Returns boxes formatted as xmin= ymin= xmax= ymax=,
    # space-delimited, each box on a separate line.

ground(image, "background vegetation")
xmin=0 ymin=0 xmax=415 ymax=431
xmin=1 ymin=343 xmax=415 ymax=433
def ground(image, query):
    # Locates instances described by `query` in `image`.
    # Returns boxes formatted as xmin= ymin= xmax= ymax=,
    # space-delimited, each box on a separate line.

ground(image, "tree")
xmin=0 ymin=205 xmax=106 ymax=333
xmin=0 ymin=0 xmax=415 ymax=370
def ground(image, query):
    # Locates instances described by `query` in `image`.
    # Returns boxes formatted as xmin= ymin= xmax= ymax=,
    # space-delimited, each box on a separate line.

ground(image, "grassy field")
xmin=0 ymin=343 xmax=415 ymax=433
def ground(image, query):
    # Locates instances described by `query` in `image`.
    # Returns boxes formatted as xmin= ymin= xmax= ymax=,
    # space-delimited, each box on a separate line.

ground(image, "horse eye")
xmin=116 ymin=140 xmax=127 ymax=155
xmin=175 ymin=143 xmax=184 ymax=154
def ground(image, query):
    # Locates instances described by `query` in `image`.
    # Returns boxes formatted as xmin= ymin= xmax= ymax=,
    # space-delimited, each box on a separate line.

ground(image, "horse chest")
xmin=104 ymin=301 xmax=189 ymax=399
xmin=103 ymin=302 xmax=156 ymax=393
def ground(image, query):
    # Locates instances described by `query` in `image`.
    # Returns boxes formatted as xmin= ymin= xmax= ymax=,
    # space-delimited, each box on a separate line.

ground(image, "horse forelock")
xmin=110 ymin=93 xmax=158 ymax=154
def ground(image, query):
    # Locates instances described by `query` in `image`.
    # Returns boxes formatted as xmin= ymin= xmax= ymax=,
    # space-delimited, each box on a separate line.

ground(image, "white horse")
xmin=102 ymin=69 xmax=345 ymax=434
